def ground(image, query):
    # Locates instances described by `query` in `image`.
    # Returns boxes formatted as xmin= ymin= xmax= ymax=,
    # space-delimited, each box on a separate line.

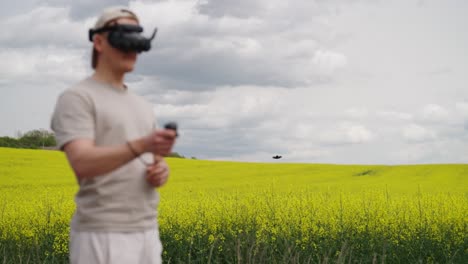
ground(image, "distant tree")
xmin=18 ymin=129 xmax=56 ymax=148
xmin=0 ymin=129 xmax=57 ymax=149
xmin=167 ymin=152 xmax=186 ymax=159
xmin=0 ymin=137 xmax=21 ymax=148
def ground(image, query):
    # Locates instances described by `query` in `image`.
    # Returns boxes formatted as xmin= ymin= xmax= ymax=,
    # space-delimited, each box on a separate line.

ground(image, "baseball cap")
xmin=92 ymin=6 xmax=139 ymax=30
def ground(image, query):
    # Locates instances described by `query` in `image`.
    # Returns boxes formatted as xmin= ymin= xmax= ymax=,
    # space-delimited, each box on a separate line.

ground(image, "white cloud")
xmin=132 ymin=0 xmax=199 ymax=30
xmin=153 ymin=85 xmax=289 ymax=129
xmin=420 ymin=104 xmax=450 ymax=122
xmin=319 ymin=122 xmax=375 ymax=145
xmin=402 ymin=124 xmax=437 ymax=142
xmin=455 ymin=102 xmax=468 ymax=133
xmin=0 ymin=6 xmax=93 ymax=48
xmin=376 ymin=111 xmax=412 ymax=121
xmin=391 ymin=143 xmax=433 ymax=164
xmin=0 ymin=47 xmax=90 ymax=85
xmin=311 ymin=49 xmax=348 ymax=75
xmin=286 ymin=148 xmax=332 ymax=163
xmin=456 ymin=102 xmax=468 ymax=117
xmin=129 ymin=0 xmax=349 ymax=89
xmin=345 ymin=107 xmax=368 ymax=118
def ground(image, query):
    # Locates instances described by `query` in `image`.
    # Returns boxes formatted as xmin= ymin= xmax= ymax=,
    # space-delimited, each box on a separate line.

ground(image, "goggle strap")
xmin=88 ymin=25 xmax=144 ymax=42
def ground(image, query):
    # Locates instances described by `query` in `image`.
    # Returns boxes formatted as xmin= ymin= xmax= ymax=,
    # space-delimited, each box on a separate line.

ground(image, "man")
xmin=50 ymin=6 xmax=176 ymax=264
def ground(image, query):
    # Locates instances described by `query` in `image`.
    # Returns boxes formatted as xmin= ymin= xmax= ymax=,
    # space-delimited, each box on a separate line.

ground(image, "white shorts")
xmin=70 ymin=228 xmax=163 ymax=264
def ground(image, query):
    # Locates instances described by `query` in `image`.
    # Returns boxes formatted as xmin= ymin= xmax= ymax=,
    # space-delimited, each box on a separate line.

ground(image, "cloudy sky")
xmin=1 ymin=0 xmax=467 ymax=164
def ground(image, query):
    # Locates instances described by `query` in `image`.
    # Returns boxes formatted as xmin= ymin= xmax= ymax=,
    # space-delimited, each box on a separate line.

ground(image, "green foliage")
xmin=19 ymin=129 xmax=57 ymax=148
xmin=0 ymin=129 xmax=56 ymax=149
xmin=0 ymin=148 xmax=467 ymax=263
xmin=0 ymin=136 xmax=22 ymax=148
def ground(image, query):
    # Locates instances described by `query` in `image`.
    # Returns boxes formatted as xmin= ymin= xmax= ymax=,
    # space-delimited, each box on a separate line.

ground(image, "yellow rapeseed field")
xmin=0 ymin=147 xmax=467 ymax=263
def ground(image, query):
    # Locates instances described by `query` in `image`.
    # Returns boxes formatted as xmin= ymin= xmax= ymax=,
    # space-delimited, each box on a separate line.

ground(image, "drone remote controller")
xmin=164 ymin=122 xmax=178 ymax=137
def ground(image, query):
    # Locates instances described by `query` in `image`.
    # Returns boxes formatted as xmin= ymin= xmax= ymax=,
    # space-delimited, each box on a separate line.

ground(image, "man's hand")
xmin=133 ymin=129 xmax=177 ymax=157
xmin=146 ymin=156 xmax=169 ymax=187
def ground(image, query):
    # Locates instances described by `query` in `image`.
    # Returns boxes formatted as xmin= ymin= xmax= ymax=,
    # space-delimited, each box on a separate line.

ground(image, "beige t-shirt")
xmin=51 ymin=77 xmax=159 ymax=232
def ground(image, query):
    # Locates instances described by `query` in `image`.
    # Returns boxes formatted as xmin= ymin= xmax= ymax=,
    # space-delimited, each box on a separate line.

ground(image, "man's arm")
xmin=64 ymin=130 xmax=176 ymax=180
xmin=64 ymin=139 xmax=135 ymax=179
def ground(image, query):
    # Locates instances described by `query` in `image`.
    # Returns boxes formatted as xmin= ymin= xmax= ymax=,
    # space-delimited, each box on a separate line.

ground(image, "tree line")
xmin=0 ymin=129 xmax=56 ymax=149
xmin=0 ymin=129 xmax=192 ymax=158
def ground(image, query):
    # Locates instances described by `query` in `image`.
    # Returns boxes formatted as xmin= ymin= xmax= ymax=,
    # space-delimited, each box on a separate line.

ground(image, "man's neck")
xmin=92 ymin=65 xmax=126 ymax=90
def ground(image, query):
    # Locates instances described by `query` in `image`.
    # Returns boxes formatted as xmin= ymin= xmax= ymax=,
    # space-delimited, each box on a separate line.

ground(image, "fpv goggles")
xmin=89 ymin=24 xmax=158 ymax=53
